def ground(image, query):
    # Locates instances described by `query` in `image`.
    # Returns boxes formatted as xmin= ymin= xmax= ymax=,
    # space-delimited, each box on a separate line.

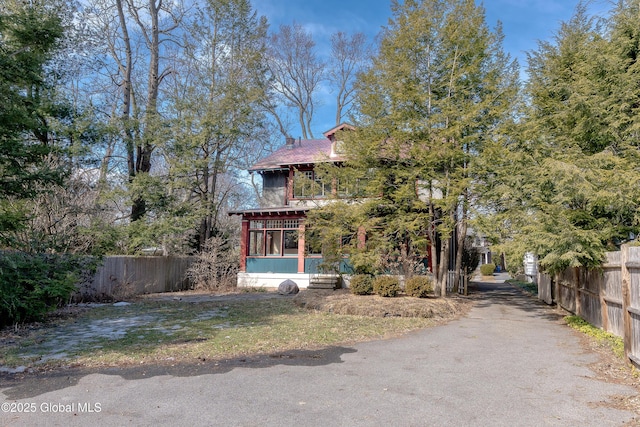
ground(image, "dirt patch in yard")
xmin=293 ymin=289 xmax=472 ymax=320
xmin=574 ymin=328 xmax=640 ymax=425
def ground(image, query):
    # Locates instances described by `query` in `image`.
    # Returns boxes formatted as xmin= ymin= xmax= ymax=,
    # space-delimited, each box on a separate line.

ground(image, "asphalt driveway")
xmin=1 ymin=277 xmax=638 ymax=426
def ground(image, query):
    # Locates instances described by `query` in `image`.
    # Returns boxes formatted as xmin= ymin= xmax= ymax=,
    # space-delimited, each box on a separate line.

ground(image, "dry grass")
xmin=0 ymin=290 xmax=471 ymax=371
xmin=293 ymin=289 xmax=471 ymax=320
xmin=568 ymin=321 xmax=640 ymax=424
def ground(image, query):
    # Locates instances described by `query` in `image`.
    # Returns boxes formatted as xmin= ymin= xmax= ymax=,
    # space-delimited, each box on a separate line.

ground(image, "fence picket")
xmin=539 ymin=245 xmax=640 ymax=367
xmin=76 ymin=256 xmax=195 ymax=301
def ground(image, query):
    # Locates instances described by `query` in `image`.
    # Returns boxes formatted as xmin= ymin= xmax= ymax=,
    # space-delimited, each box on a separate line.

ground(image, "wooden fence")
xmin=446 ymin=270 xmax=468 ymax=295
xmin=539 ymin=245 xmax=640 ymax=365
xmin=76 ymin=256 xmax=195 ymax=301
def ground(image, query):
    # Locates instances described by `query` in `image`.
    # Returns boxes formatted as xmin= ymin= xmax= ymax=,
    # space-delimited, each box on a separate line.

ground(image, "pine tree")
xmin=310 ymin=0 xmax=519 ymax=294
xmin=481 ymin=2 xmax=640 ymax=274
xmin=0 ymin=3 xmax=65 ymax=238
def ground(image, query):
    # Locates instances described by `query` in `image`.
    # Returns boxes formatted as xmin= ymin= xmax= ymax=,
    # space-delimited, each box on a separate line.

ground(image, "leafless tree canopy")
xmin=329 ymin=31 xmax=370 ymax=125
xmin=265 ymin=23 xmax=324 ymax=140
xmin=1 ymin=0 xmax=380 ymax=256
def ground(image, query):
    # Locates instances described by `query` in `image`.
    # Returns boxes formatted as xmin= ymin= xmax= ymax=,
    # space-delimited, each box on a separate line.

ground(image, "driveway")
xmin=1 ymin=277 xmax=638 ymax=426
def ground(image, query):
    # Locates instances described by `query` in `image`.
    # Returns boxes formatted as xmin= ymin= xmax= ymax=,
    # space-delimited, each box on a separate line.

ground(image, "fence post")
xmin=574 ymin=267 xmax=581 ymax=318
xmin=600 ymin=265 xmax=609 ymax=332
xmin=621 ymin=244 xmax=632 ymax=360
xmin=554 ymin=273 xmax=561 ymax=308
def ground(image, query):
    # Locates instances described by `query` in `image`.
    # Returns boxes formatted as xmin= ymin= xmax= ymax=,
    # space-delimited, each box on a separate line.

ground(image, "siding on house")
xmin=261 ymin=171 xmax=287 ymax=207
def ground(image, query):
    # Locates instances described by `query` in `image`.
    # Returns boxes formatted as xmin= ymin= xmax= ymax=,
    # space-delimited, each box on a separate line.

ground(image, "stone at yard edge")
xmin=278 ymin=280 xmax=299 ymax=295
xmin=113 ymin=301 xmax=131 ymax=307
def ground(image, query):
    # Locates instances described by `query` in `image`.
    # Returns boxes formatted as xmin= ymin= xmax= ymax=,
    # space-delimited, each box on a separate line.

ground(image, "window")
xmin=249 ymin=220 xmax=264 ymax=256
xmin=314 ymin=174 xmax=327 ymax=197
xmin=266 ymin=230 xmax=282 ymax=255
xmin=284 ymin=230 xmax=298 ymax=255
xmin=336 ymin=169 xmax=370 ymax=198
xmin=293 ymin=170 xmax=327 ymax=199
xmin=248 ymin=219 xmax=299 ymax=256
xmin=249 ymin=230 xmax=264 ymax=256
xmin=304 ymin=228 xmax=322 ymax=255
xmin=293 ymin=170 xmax=313 ymax=198
xmin=341 ymin=233 xmax=354 ymax=252
xmin=337 ymin=177 xmax=361 ymax=197
xmin=304 ymin=228 xmax=354 ymax=256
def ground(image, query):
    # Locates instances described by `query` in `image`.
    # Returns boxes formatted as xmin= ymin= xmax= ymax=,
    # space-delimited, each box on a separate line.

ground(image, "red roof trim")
xmin=228 ymin=207 xmax=310 ymax=217
xmin=322 ymin=122 xmax=354 ymax=139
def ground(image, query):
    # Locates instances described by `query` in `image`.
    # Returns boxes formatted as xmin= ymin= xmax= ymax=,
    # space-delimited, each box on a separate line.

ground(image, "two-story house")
xmin=230 ymin=124 xmax=352 ymax=288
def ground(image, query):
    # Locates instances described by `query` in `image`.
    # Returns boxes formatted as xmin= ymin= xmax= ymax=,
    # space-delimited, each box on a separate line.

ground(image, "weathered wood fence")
xmin=539 ymin=245 xmax=640 ymax=365
xmin=446 ymin=270 xmax=468 ymax=295
xmin=76 ymin=256 xmax=195 ymax=301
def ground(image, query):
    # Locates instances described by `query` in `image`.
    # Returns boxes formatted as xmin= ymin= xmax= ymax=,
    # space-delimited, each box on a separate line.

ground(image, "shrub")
xmin=0 ymin=252 xmax=97 ymax=328
xmin=404 ymin=276 xmax=433 ymax=298
xmin=349 ymin=274 xmax=373 ymax=295
xmin=373 ymin=276 xmax=400 ymax=297
xmin=186 ymin=237 xmax=239 ymax=291
xmin=480 ymin=263 xmax=496 ymax=276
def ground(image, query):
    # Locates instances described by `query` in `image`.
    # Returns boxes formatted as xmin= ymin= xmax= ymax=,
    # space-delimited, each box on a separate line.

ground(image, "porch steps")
xmin=308 ymin=275 xmax=341 ymax=290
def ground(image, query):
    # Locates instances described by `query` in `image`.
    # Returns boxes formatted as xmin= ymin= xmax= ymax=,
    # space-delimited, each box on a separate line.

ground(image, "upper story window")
xmin=291 ymin=166 xmax=374 ymax=200
xmin=336 ymin=176 xmax=368 ymax=198
xmin=293 ymin=170 xmax=328 ymax=199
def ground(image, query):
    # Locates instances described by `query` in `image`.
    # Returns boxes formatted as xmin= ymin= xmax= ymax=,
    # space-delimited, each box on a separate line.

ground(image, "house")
xmin=231 ymin=124 xmax=459 ymax=290
xmin=467 ymin=227 xmax=494 ymax=267
xmin=229 ymin=124 xmax=353 ymax=288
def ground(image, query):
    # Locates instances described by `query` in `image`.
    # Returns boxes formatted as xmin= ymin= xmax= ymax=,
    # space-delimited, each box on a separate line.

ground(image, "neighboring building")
xmin=469 ymin=229 xmax=493 ymax=267
xmin=523 ymin=252 xmax=538 ymax=283
xmin=469 ymin=230 xmax=508 ymax=276
xmin=229 ymin=124 xmax=352 ymax=288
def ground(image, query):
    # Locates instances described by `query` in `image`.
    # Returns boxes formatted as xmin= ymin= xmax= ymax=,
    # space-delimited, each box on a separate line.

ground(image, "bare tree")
xmin=329 ymin=31 xmax=369 ymax=125
xmin=87 ymin=0 xmax=184 ymax=222
xmin=125 ymin=0 xmax=184 ymax=221
xmin=265 ymin=23 xmax=324 ymax=139
xmin=165 ymin=0 xmax=270 ymax=250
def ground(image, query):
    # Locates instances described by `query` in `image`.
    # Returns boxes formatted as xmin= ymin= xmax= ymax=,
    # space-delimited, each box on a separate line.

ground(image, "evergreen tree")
xmin=480 ymin=2 xmax=640 ymax=274
xmin=160 ymin=0 xmax=270 ymax=253
xmin=310 ymin=0 xmax=519 ymax=294
xmin=0 ymin=3 xmax=65 ymax=239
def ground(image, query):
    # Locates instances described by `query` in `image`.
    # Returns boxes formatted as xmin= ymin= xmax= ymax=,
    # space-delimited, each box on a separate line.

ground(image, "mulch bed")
xmin=293 ymin=288 xmax=472 ymax=320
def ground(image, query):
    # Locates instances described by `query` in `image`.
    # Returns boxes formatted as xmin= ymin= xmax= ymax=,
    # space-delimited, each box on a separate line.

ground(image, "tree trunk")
xmin=438 ymin=236 xmax=449 ymax=297
xmin=453 ymin=217 xmax=467 ymax=294
xmin=116 ymin=0 xmax=134 ymax=179
xmin=453 ymin=187 xmax=469 ymax=293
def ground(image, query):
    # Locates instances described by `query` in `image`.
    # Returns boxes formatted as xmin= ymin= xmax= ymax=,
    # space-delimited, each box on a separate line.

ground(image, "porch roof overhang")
xmin=228 ymin=206 xmax=310 ymax=217
xmin=250 ymin=160 xmax=338 ymax=173
xmin=252 ymin=167 xmax=289 ymax=173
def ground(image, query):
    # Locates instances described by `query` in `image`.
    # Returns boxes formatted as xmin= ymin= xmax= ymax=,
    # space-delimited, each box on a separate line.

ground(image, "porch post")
xmin=298 ymin=223 xmax=305 ymax=273
xmin=357 ymin=226 xmax=366 ymax=249
xmin=239 ymin=219 xmax=249 ymax=272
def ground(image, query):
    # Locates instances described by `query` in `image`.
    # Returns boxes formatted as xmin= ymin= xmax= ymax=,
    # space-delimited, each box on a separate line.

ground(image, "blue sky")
xmin=251 ymin=0 xmax=612 ymax=137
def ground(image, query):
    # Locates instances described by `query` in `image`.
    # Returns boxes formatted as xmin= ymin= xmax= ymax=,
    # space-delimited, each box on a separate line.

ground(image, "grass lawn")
xmin=506 ymin=279 xmax=538 ymax=296
xmin=0 ymin=292 xmax=467 ymax=371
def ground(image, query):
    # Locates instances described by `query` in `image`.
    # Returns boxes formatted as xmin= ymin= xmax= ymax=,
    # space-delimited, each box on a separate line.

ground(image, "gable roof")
xmin=249 ymin=138 xmax=346 ymax=172
xmin=323 ymin=122 xmax=354 ymax=140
